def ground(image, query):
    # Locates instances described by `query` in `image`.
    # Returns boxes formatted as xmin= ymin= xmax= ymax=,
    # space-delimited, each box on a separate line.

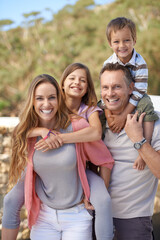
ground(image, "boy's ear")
xmin=108 ymin=41 xmax=112 ymax=48
xmin=129 ymin=82 xmax=134 ymax=94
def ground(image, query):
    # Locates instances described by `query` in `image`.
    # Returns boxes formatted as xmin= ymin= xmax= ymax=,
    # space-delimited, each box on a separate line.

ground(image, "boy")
xmin=103 ymin=17 xmax=159 ymax=170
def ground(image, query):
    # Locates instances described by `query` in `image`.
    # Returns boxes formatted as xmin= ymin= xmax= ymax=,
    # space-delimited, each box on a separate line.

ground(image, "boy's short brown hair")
xmin=106 ymin=17 xmax=136 ymax=43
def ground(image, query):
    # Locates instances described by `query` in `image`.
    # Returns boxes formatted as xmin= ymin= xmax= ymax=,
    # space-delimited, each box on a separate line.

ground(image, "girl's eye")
xmin=113 ymin=41 xmax=119 ymax=44
xmin=80 ymin=79 xmax=86 ymax=83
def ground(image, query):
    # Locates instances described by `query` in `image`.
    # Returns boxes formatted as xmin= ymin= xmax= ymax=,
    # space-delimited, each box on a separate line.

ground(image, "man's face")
xmin=101 ymin=70 xmax=133 ymax=115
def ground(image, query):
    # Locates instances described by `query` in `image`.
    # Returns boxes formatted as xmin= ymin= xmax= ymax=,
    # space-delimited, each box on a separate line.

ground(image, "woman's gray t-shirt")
xmin=34 ymin=124 xmax=83 ymax=209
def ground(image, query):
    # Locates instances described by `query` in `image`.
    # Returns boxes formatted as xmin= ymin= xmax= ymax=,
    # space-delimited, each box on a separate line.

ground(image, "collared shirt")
xmin=101 ymin=111 xmax=160 ymax=219
xmin=103 ymin=49 xmax=148 ymax=106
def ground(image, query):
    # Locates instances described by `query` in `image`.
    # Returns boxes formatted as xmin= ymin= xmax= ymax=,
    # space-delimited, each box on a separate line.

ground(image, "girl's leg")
xmin=86 ymin=169 xmax=114 ymax=240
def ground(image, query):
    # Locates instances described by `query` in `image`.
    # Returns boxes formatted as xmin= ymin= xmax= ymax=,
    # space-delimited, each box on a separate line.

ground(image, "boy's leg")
xmin=113 ymin=217 xmax=153 ymax=240
xmin=86 ymin=169 xmax=114 ymax=240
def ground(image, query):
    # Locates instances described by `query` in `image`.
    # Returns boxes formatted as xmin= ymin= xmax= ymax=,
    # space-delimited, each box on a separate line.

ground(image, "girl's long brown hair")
xmin=9 ymin=74 xmax=70 ymax=186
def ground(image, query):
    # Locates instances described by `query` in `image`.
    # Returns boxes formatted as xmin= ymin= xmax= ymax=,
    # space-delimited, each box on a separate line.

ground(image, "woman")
xmin=2 ymin=73 xmax=114 ymax=240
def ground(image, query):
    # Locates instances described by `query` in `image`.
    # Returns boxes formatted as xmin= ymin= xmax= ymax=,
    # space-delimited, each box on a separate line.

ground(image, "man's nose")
xmin=107 ymin=88 xmax=113 ymax=96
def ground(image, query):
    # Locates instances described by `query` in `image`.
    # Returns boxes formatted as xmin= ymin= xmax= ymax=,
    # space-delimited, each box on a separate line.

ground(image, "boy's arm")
xmin=105 ymin=103 xmax=135 ymax=133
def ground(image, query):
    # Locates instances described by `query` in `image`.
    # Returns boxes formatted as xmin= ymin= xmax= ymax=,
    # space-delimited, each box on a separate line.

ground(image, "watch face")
xmin=134 ymin=143 xmax=141 ymax=150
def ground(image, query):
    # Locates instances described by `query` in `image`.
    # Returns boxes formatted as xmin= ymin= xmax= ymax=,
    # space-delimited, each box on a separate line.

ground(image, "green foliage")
xmin=0 ymin=0 xmax=160 ymax=116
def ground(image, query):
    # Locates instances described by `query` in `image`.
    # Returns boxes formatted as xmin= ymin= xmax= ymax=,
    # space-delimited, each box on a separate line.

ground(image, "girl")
xmin=2 ymin=73 xmax=114 ymax=240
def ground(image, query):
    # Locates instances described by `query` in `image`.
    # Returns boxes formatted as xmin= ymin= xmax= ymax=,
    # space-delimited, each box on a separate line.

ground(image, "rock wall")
xmin=0 ymin=123 xmax=160 ymax=239
xmin=0 ymin=125 xmax=30 ymax=239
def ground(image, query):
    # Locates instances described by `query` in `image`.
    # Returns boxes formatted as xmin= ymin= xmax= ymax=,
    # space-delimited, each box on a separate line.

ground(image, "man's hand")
xmin=124 ymin=111 xmax=146 ymax=143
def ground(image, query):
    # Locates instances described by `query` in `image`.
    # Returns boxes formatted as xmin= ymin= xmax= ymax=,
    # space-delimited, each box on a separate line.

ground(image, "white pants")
xmin=30 ymin=203 xmax=93 ymax=240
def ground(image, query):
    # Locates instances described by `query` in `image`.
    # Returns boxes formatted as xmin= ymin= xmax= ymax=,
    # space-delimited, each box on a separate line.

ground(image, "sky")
xmin=0 ymin=0 xmax=114 ymax=29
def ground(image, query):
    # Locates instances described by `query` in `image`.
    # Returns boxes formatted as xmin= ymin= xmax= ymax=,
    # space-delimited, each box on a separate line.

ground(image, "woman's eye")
xmin=49 ymin=96 xmax=56 ymax=100
xmin=36 ymin=97 xmax=43 ymax=100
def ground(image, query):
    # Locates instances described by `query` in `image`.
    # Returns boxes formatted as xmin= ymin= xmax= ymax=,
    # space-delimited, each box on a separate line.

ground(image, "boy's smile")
xmin=109 ymin=26 xmax=136 ymax=64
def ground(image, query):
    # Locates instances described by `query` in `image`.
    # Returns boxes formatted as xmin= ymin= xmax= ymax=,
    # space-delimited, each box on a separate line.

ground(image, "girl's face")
xmin=34 ymin=82 xmax=58 ymax=126
xmin=63 ymin=68 xmax=88 ymax=99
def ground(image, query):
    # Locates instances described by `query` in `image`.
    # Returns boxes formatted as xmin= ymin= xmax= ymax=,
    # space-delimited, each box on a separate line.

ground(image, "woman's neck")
xmin=39 ymin=119 xmax=57 ymax=130
xmin=65 ymin=97 xmax=81 ymax=114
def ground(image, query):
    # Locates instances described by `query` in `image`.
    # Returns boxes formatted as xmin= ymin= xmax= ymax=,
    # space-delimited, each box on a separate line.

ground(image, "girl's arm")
xmin=27 ymin=127 xmax=49 ymax=138
xmin=33 ymin=111 xmax=102 ymax=151
xmin=60 ymin=111 xmax=102 ymax=143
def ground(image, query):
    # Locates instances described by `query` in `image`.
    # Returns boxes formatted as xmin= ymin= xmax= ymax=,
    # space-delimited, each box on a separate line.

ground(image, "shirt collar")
xmin=105 ymin=121 xmax=126 ymax=137
xmin=112 ymin=49 xmax=137 ymax=66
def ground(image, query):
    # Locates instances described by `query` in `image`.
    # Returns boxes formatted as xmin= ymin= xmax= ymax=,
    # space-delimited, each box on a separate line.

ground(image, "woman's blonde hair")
xmin=9 ymin=74 xmax=70 ymax=186
xmin=60 ymin=63 xmax=98 ymax=109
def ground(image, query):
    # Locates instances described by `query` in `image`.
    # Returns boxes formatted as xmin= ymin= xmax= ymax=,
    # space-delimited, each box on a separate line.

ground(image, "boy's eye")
xmin=113 ymin=41 xmax=119 ymax=44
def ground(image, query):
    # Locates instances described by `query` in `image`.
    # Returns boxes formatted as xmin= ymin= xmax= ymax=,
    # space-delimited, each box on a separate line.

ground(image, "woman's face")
xmin=34 ymin=82 xmax=58 ymax=126
xmin=63 ymin=68 xmax=88 ymax=99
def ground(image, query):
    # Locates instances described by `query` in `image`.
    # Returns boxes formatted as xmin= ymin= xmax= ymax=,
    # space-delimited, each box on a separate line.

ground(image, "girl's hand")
xmin=35 ymin=131 xmax=64 ymax=152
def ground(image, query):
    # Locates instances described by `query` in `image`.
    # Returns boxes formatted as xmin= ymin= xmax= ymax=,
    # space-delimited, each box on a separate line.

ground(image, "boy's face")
xmin=109 ymin=26 xmax=136 ymax=64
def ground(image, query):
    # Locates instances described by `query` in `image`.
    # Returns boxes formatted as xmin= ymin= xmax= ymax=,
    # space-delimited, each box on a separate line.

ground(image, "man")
xmin=99 ymin=63 xmax=160 ymax=240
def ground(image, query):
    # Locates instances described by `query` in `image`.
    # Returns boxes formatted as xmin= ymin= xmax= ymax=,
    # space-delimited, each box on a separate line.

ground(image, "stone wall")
xmin=0 ymin=122 xmax=160 ymax=239
xmin=0 ymin=125 xmax=30 ymax=240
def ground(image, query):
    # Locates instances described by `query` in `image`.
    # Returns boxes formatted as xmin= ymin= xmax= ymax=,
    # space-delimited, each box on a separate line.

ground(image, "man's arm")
xmin=125 ymin=111 xmax=160 ymax=179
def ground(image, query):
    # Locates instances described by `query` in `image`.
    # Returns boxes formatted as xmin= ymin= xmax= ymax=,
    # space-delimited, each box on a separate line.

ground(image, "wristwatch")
xmin=133 ymin=138 xmax=147 ymax=150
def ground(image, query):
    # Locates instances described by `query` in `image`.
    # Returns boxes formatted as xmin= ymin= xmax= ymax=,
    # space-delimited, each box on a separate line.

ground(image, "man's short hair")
xmin=100 ymin=63 xmax=134 ymax=86
xmin=106 ymin=17 xmax=136 ymax=43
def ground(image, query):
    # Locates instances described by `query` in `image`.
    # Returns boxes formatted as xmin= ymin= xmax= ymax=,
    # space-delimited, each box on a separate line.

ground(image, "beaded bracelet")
xmin=43 ymin=129 xmax=56 ymax=140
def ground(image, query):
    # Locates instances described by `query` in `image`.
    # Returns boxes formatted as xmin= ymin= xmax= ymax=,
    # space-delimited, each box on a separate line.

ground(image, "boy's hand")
xmin=107 ymin=113 xmax=126 ymax=133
